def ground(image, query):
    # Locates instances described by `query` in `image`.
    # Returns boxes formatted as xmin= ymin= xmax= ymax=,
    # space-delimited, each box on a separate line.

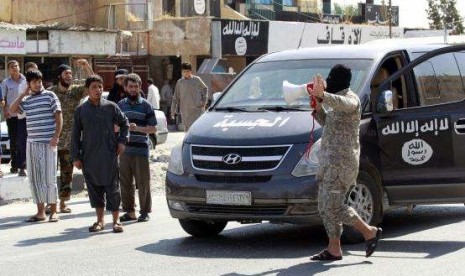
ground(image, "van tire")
xmin=179 ymin=219 xmax=228 ymax=237
xmin=341 ymin=171 xmax=383 ymax=244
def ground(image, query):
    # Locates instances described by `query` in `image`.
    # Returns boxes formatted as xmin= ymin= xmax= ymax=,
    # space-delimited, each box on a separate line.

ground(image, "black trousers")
xmin=17 ymin=118 xmax=27 ymax=169
xmin=6 ymin=117 xmax=18 ymax=169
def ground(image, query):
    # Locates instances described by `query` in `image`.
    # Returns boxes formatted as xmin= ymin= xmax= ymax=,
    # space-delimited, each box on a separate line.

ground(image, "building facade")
xmin=1 ymin=0 xmax=404 ymax=94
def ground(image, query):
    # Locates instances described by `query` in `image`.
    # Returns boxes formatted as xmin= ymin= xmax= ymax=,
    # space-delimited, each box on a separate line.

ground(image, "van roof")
xmin=258 ymin=42 xmax=450 ymax=63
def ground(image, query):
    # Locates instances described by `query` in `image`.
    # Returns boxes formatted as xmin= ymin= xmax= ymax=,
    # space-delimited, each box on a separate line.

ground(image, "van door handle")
xmin=454 ymin=119 xmax=465 ymax=134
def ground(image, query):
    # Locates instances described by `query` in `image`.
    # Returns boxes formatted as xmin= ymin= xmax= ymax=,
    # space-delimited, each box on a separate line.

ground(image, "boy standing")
xmin=10 ymin=70 xmax=62 ymax=223
xmin=72 ymin=75 xmax=129 ymax=233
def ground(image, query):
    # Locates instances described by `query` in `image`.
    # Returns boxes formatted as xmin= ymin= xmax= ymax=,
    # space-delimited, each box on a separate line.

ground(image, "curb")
xmin=0 ymin=172 xmax=85 ymax=205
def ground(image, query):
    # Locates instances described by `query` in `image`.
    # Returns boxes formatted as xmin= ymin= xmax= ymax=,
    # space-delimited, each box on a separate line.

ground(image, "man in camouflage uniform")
xmin=309 ymin=64 xmax=382 ymax=261
xmin=48 ymin=61 xmax=93 ymax=213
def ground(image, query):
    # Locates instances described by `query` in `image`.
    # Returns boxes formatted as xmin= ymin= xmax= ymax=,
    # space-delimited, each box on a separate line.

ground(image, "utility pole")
xmin=388 ymin=0 xmax=392 ymax=38
xmin=444 ymin=20 xmax=448 ymax=43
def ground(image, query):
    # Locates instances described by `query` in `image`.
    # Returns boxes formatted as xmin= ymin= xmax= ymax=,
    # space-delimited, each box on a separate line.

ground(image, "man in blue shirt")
xmin=1 ymin=60 xmax=26 ymax=174
xmin=118 ymin=73 xmax=157 ymax=222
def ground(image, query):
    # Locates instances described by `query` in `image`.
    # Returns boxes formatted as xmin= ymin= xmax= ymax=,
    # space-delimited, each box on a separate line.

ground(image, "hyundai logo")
xmin=223 ymin=153 xmax=242 ymax=165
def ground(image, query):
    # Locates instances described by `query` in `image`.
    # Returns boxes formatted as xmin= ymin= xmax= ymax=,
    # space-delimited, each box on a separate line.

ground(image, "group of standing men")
xmin=0 ymin=59 xmax=209 ymax=233
xmin=0 ymin=60 xmax=167 ymax=233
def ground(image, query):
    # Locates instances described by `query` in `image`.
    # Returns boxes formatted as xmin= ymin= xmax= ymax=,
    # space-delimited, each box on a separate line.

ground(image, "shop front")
xmin=0 ymin=27 xmax=26 ymax=80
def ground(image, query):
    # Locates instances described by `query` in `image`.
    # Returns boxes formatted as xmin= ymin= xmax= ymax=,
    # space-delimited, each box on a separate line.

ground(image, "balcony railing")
xmin=246 ymin=0 xmax=276 ymax=20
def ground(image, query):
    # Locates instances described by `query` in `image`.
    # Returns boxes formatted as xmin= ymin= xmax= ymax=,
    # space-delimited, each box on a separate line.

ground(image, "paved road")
xmin=0 ymin=196 xmax=464 ymax=276
xmin=1 ymin=130 xmax=465 ymax=275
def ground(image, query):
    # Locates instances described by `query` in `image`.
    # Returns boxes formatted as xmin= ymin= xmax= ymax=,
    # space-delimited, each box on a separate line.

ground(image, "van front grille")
xmin=191 ymin=145 xmax=291 ymax=172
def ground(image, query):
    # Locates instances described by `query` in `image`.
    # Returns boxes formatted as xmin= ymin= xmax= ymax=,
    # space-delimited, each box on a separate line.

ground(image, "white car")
xmin=0 ymin=121 xmax=10 ymax=162
xmin=151 ymin=109 xmax=169 ymax=148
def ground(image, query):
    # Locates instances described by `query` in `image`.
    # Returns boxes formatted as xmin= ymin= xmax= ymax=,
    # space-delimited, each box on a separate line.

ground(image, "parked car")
xmin=166 ymin=42 xmax=465 ymax=241
xmin=150 ymin=109 xmax=169 ymax=148
xmin=0 ymin=121 xmax=10 ymax=162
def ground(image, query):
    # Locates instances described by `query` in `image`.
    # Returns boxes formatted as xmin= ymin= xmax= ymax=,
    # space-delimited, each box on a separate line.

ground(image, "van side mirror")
xmin=376 ymin=90 xmax=394 ymax=113
xmin=212 ymin=92 xmax=222 ymax=104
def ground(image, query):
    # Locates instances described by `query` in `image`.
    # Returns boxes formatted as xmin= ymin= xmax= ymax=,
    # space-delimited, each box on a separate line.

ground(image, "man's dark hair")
xmin=26 ymin=70 xmax=43 ymax=83
xmin=124 ymin=73 xmax=142 ymax=86
xmin=181 ymin=62 xmax=192 ymax=71
xmin=147 ymin=78 xmax=154 ymax=84
xmin=57 ymin=64 xmax=72 ymax=79
xmin=326 ymin=64 xmax=352 ymax=94
xmin=7 ymin=60 xmax=19 ymax=68
xmin=25 ymin=62 xmax=38 ymax=72
xmin=85 ymin=74 xmax=104 ymax=88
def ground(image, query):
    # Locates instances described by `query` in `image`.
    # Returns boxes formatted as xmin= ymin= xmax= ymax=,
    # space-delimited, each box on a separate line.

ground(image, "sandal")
xmin=89 ymin=222 xmax=105 ymax=232
xmin=310 ymin=250 xmax=342 ymax=261
xmin=119 ymin=213 xmax=137 ymax=222
xmin=113 ymin=222 xmax=124 ymax=233
xmin=60 ymin=207 xmax=72 ymax=213
xmin=366 ymin=227 xmax=383 ymax=258
xmin=25 ymin=216 xmax=46 ymax=223
xmin=49 ymin=213 xmax=60 ymax=223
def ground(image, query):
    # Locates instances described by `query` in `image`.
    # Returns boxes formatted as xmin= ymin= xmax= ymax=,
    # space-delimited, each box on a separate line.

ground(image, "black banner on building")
xmin=365 ymin=4 xmax=399 ymax=27
xmin=220 ymin=20 xmax=269 ymax=56
xmin=180 ymin=0 xmax=221 ymax=17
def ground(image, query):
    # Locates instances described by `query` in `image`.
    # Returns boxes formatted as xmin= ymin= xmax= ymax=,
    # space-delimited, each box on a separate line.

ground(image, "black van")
xmin=165 ymin=42 xmax=465 ymax=240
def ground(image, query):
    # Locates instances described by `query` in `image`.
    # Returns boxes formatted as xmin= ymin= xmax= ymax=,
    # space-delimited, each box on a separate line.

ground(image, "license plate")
xmin=206 ymin=190 xmax=252 ymax=206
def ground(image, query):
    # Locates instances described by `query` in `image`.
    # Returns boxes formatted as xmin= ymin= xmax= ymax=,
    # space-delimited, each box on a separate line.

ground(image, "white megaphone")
xmin=283 ymin=80 xmax=311 ymax=105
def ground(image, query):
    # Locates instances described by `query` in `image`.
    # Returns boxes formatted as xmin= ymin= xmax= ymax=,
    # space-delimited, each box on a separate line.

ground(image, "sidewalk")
xmin=0 ymin=163 xmax=85 ymax=205
xmin=0 ymin=125 xmax=181 ymax=205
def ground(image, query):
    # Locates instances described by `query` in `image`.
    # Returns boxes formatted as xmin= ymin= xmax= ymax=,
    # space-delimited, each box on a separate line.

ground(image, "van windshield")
xmin=215 ymin=59 xmax=372 ymax=111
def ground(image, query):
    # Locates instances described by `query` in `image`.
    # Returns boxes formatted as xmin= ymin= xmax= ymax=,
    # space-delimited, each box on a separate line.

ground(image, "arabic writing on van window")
xmin=381 ymin=118 xmax=449 ymax=137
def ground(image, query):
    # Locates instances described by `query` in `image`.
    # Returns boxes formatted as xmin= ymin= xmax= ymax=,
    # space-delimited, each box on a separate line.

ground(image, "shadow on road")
xmin=137 ymin=223 xmax=328 ymax=259
xmin=0 ymin=199 xmax=94 ymax=230
xmin=137 ymin=205 xmax=465 ymax=261
xmin=15 ymin=226 xmax=112 ymax=247
xmin=0 ymin=211 xmax=96 ymax=231
xmin=221 ymin=261 xmax=372 ymax=276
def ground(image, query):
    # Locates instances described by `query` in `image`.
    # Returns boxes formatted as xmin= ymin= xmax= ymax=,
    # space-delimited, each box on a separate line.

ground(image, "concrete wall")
xmin=48 ymin=30 xmax=117 ymax=55
xmin=268 ymin=21 xmax=404 ymax=52
xmin=10 ymin=0 xmax=94 ymax=25
xmin=149 ymin=17 xmax=211 ymax=57
xmin=6 ymin=0 xmax=153 ymax=30
xmin=153 ymin=0 xmax=163 ymax=20
xmin=0 ymin=0 xmax=12 ymax=22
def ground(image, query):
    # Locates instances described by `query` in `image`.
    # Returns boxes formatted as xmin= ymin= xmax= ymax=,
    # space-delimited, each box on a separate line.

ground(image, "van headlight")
xmin=291 ymin=139 xmax=321 ymax=177
xmin=168 ymin=141 xmax=184 ymax=175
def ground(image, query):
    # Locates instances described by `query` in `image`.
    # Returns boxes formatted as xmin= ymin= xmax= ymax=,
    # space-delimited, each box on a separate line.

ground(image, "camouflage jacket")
xmin=313 ymin=88 xmax=361 ymax=185
xmin=49 ymin=84 xmax=86 ymax=150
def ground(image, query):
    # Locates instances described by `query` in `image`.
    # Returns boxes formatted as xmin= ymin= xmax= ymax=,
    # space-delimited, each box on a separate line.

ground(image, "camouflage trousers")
xmin=58 ymin=149 xmax=73 ymax=201
xmin=317 ymin=176 xmax=361 ymax=239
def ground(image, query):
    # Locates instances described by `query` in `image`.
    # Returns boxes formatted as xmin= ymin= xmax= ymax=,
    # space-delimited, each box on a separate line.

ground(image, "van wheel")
xmin=179 ymin=219 xmax=228 ymax=237
xmin=341 ymin=171 xmax=383 ymax=244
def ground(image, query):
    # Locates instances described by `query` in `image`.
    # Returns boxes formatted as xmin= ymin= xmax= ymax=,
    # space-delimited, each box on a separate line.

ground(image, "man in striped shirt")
xmin=10 ymin=70 xmax=63 ymax=223
xmin=118 ymin=73 xmax=157 ymax=223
